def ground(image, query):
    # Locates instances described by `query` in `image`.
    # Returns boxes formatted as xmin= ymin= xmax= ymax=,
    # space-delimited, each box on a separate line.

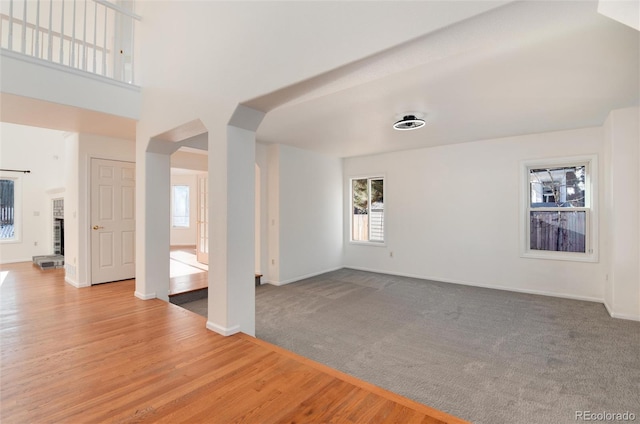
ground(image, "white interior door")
xmin=91 ymin=158 xmax=136 ymax=284
xmin=196 ymin=174 xmax=209 ymax=265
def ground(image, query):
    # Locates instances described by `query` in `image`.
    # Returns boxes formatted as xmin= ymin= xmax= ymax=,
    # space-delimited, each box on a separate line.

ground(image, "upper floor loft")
xmin=0 ymin=0 xmax=140 ymax=135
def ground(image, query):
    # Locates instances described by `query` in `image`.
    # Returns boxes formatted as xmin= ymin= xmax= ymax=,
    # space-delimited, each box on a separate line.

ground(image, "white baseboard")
xmin=609 ymin=312 xmax=640 ymax=321
xmin=603 ymin=299 xmax=614 ymax=317
xmin=603 ymin=299 xmax=640 ymax=321
xmin=345 ymin=266 xmax=605 ymax=304
xmin=268 ymin=266 xmax=343 ymax=286
xmin=206 ymin=321 xmax=240 ymax=336
xmin=64 ymin=276 xmax=90 ymax=288
xmin=65 ymin=276 xmax=79 ymax=287
xmin=0 ymin=258 xmax=32 ymax=265
xmin=135 ymin=291 xmax=157 ymax=300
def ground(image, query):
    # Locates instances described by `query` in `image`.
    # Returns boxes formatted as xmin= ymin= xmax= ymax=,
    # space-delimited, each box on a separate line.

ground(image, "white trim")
xmin=65 ymin=276 xmax=89 ymax=288
xmin=344 ymin=266 xmax=605 ymax=304
xmin=0 ymin=48 xmax=141 ymax=90
xmin=65 ymin=276 xmax=79 ymax=287
xmin=348 ymin=241 xmax=387 ymax=248
xmin=519 ymin=154 xmax=599 ymax=263
xmin=603 ymin=299 xmax=640 ymax=321
xmin=0 ymin=258 xmax=32 ymax=264
xmin=268 ymin=266 xmax=343 ymax=286
xmin=348 ymin=174 xmax=386 ymax=244
xmin=206 ymin=321 xmax=241 ymax=336
xmin=135 ymin=291 xmax=156 ymax=300
xmin=608 ymin=312 xmax=640 ymax=322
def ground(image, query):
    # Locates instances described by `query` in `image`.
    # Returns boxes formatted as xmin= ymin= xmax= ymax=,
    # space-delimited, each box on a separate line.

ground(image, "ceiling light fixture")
xmin=393 ymin=114 xmax=425 ymax=131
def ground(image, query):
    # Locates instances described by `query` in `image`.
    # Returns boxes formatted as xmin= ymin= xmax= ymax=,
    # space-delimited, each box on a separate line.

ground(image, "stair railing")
xmin=0 ymin=0 xmax=141 ymax=85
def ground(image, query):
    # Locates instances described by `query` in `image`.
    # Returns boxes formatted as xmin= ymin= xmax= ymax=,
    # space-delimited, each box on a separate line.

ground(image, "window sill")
xmin=349 ymin=241 xmax=387 ymax=248
xmin=521 ymin=250 xmax=598 ymax=263
xmin=0 ymin=239 xmax=22 ymax=244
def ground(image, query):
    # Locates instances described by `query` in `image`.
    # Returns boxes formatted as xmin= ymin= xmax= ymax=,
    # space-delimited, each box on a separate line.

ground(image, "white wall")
xmin=133 ymin=1 xmax=500 ymax=336
xmin=268 ymin=144 xmax=343 ymax=285
xmin=63 ymin=133 xmax=80 ymax=282
xmin=64 ymin=133 xmax=135 ymax=287
xmin=603 ymin=106 xmax=640 ymax=320
xmin=256 ymin=143 xmax=269 ymax=279
xmin=0 ymin=123 xmax=66 ymax=264
xmin=344 ymin=126 xmax=607 ymax=302
xmin=0 ymin=50 xmax=140 ymax=120
xmin=170 ymin=172 xmax=197 ymax=246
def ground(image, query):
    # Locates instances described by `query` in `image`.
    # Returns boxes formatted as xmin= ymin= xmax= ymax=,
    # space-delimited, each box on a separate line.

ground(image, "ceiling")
xmin=253 ymin=0 xmax=639 ymax=158
xmin=0 ymin=93 xmax=136 ymax=140
xmin=1 ymin=1 xmax=636 ymax=158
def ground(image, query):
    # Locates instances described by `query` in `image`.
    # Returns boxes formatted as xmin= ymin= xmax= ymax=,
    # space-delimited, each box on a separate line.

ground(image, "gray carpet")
xmin=180 ymin=268 xmax=640 ymax=424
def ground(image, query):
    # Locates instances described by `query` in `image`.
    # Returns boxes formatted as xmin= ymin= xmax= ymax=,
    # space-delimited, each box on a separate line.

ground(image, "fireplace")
xmin=52 ymin=198 xmax=64 ymax=255
xmin=32 ymin=198 xmax=65 ymax=270
xmin=53 ymin=219 xmax=64 ymax=255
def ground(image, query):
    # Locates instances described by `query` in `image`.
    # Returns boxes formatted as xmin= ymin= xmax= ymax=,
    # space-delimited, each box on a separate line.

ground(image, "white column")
xmin=135 ymin=150 xmax=171 ymax=300
xmin=207 ymin=106 xmax=264 ymax=337
xmin=604 ymin=106 xmax=640 ymax=321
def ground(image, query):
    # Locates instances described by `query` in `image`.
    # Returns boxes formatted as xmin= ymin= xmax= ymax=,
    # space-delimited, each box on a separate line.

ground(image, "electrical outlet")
xmin=34 ymin=241 xmax=38 ymax=246
xmin=271 ymin=259 xmax=275 ymax=265
xmin=389 ymin=251 xmax=393 ymax=258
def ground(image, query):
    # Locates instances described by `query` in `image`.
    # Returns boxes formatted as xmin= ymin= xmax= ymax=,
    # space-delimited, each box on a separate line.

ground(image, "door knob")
xmin=92 ymin=225 xmax=104 ymax=230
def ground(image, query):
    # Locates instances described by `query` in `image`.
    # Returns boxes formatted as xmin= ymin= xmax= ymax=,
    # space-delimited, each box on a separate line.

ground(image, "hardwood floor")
xmin=0 ymin=262 xmax=467 ymax=424
xmin=170 ymin=246 xmax=208 ymax=295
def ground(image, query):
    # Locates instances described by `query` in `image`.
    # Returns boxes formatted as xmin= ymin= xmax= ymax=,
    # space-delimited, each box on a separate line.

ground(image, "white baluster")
xmin=70 ymin=0 xmax=76 ymax=67
xmin=102 ymin=6 xmax=107 ymax=76
xmin=35 ymin=0 xmax=41 ymax=58
xmin=47 ymin=0 xmax=53 ymax=61
xmin=112 ymin=11 xmax=117 ymax=81
xmin=92 ymin=0 xmax=97 ymax=73
xmin=8 ymin=0 xmax=13 ymax=51
xmin=82 ymin=0 xmax=87 ymax=70
xmin=21 ymin=0 xmax=27 ymax=54
xmin=130 ymin=17 xmax=135 ymax=84
xmin=59 ymin=0 xmax=64 ymax=64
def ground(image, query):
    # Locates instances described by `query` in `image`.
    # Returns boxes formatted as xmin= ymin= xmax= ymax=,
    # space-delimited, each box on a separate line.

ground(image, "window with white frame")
xmin=351 ymin=177 xmax=384 ymax=243
xmin=0 ymin=176 xmax=20 ymax=243
xmin=172 ymin=185 xmax=190 ymax=228
xmin=522 ymin=156 xmax=596 ymax=261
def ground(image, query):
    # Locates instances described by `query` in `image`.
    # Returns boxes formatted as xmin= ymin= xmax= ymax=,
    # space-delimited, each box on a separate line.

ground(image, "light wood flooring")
xmin=169 ymin=246 xmax=208 ymax=295
xmin=0 ymin=262 xmax=467 ymax=424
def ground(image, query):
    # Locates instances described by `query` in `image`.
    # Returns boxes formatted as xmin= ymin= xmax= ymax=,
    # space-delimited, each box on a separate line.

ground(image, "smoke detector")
xmin=393 ymin=113 xmax=426 ymax=131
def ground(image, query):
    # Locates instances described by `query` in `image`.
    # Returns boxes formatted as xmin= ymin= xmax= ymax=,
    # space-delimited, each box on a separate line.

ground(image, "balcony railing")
xmin=0 ymin=0 xmax=140 ymax=85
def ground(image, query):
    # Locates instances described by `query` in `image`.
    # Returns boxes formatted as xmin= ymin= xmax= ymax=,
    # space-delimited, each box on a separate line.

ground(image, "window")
xmin=522 ymin=156 xmax=597 ymax=261
xmin=351 ymin=177 xmax=384 ymax=243
xmin=0 ymin=176 xmax=20 ymax=243
xmin=172 ymin=185 xmax=190 ymax=228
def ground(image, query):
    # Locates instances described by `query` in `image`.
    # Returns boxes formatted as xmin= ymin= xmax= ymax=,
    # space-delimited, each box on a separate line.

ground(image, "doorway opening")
xmin=168 ymin=165 xmax=208 ymax=308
